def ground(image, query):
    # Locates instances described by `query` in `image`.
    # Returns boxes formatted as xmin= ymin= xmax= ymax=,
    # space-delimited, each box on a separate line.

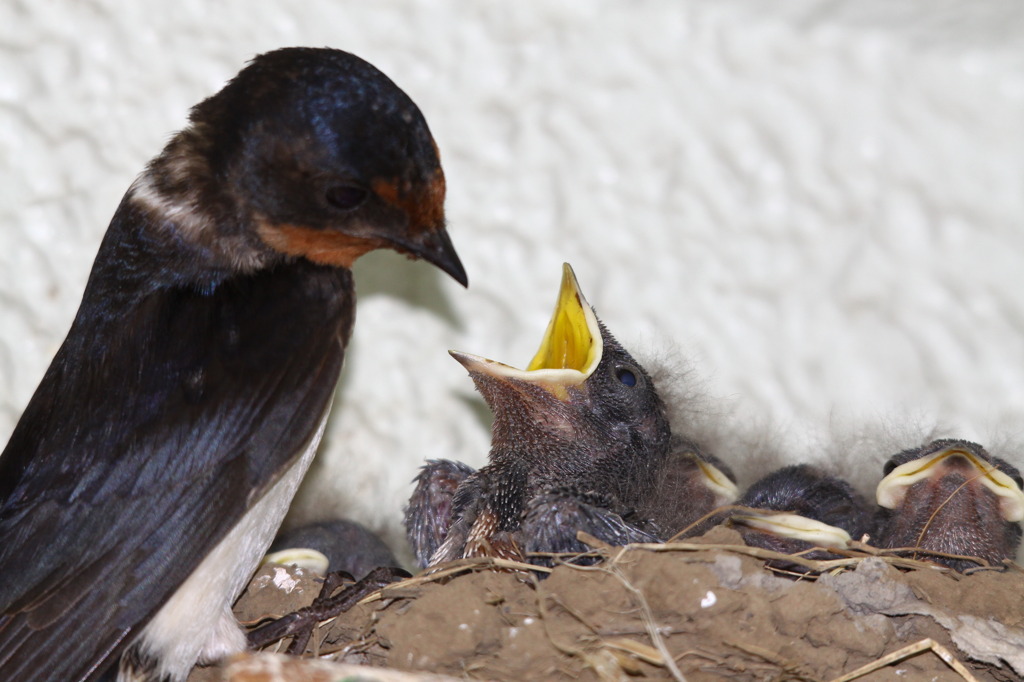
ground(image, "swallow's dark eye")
xmin=1014 ymin=474 xmax=1024 ymax=491
xmin=325 ymin=184 xmax=368 ymax=211
xmin=616 ymin=367 xmax=636 ymax=387
xmin=883 ymin=460 xmax=897 ymax=476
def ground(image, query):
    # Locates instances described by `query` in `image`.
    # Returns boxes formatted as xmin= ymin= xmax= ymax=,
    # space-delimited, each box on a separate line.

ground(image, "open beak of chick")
xmin=876 ymin=444 xmax=1024 ymax=523
xmin=450 ymin=263 xmax=602 ymax=403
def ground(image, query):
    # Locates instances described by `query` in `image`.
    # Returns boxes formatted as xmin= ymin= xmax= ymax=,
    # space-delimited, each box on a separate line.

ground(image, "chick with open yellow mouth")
xmin=873 ymin=438 xmax=1024 ymax=571
xmin=405 ymin=264 xmax=674 ymax=567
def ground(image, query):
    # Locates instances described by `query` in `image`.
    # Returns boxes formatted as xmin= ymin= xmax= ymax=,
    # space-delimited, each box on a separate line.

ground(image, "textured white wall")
xmin=2 ymin=1 xmax=1023 ymax=557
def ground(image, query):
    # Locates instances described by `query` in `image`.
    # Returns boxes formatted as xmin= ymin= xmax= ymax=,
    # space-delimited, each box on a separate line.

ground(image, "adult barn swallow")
xmin=873 ymin=439 xmax=1024 ymax=571
xmin=405 ymin=264 xmax=670 ymax=567
xmin=0 ymin=47 xmax=465 ymax=682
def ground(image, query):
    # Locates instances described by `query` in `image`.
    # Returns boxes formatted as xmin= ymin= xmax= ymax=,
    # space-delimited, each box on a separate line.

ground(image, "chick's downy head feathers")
xmin=450 ymin=264 xmax=670 ymax=497
xmin=874 ymin=438 xmax=1024 ymax=570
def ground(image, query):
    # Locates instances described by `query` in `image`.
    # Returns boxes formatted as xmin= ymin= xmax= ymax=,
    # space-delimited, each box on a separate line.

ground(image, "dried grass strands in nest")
xmin=574 ymin=531 xmax=1019 ymax=577
xmin=534 ymin=561 xmax=688 ymax=682
xmin=358 ymin=556 xmax=551 ymax=605
xmin=829 ymin=638 xmax=980 ymax=682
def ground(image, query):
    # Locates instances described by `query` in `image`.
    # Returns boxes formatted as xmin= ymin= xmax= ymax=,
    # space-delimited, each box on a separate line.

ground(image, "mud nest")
xmin=188 ymin=526 xmax=1024 ymax=682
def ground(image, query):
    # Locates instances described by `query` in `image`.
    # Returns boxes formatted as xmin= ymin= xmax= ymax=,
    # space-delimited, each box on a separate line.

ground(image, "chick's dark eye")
xmin=325 ymin=184 xmax=369 ymax=211
xmin=1014 ymin=474 xmax=1023 ymax=491
xmin=883 ymin=460 xmax=897 ymax=476
xmin=616 ymin=367 xmax=637 ymax=387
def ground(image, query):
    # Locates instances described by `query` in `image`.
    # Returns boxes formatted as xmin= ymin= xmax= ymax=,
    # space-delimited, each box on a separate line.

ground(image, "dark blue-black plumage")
xmin=0 ymin=47 xmax=464 ymax=682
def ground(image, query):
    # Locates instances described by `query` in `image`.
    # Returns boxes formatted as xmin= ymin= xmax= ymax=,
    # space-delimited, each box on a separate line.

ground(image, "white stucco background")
xmin=1 ymin=1 xmax=1023 ymax=558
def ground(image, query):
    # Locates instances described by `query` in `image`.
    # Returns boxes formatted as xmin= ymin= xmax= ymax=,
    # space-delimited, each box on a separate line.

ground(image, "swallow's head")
xmin=729 ymin=465 xmax=871 ymax=556
xmin=450 ymin=264 xmax=670 ymax=493
xmin=875 ymin=438 xmax=1024 ymax=570
xmin=666 ymin=443 xmax=739 ymax=510
xmin=131 ymin=47 xmax=465 ymax=284
xmin=639 ymin=440 xmax=739 ymax=538
xmin=740 ymin=464 xmax=872 ymax=536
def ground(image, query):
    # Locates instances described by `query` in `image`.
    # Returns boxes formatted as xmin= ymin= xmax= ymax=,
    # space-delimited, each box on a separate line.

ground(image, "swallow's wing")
xmin=0 ymin=261 xmax=352 ymax=681
xmin=521 ymin=487 xmax=660 ymax=562
xmin=404 ymin=459 xmax=476 ymax=567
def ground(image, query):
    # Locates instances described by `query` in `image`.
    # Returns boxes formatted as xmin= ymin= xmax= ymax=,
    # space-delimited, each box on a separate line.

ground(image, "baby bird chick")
xmin=729 ymin=465 xmax=871 ymax=567
xmin=873 ymin=438 xmax=1024 ymax=571
xmin=405 ymin=264 xmax=670 ymax=567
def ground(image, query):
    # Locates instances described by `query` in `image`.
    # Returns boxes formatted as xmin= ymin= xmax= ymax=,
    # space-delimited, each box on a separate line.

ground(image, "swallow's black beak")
xmin=413 ymin=225 xmax=467 ymax=287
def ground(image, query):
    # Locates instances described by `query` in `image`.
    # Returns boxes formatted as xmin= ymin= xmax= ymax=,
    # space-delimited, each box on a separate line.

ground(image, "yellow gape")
xmin=528 ymin=264 xmax=602 ymax=376
xmin=876 ymin=445 xmax=1024 ymax=522
xmin=521 ymin=264 xmax=603 ymax=400
xmin=448 ymin=264 xmax=604 ymax=402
